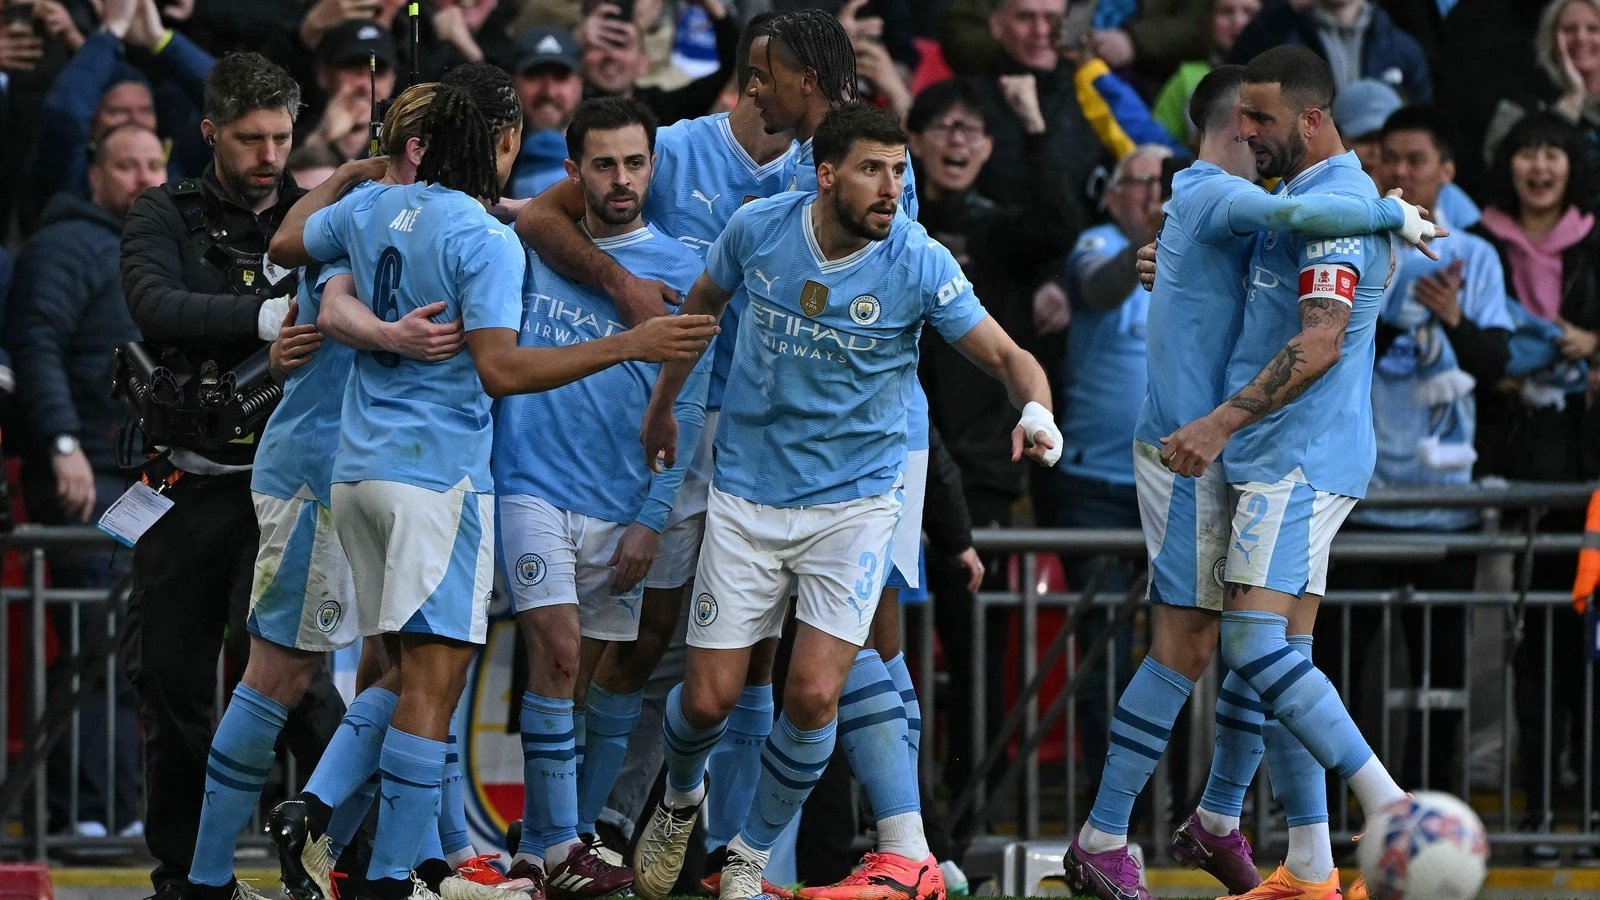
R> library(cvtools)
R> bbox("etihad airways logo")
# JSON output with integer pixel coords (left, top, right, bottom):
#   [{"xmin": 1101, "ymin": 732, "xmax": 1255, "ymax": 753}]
[
  {"xmin": 522, "ymin": 292, "xmax": 626, "ymax": 345},
  {"xmin": 750, "ymin": 299, "xmax": 880, "ymax": 362}
]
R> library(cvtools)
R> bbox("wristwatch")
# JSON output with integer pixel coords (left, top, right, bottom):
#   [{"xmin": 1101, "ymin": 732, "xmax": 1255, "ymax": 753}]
[{"xmin": 52, "ymin": 434, "xmax": 80, "ymax": 456}]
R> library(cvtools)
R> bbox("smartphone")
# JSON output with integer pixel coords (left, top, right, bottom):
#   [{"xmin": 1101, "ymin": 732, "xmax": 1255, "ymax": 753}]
[
  {"xmin": 591, "ymin": 0, "xmax": 634, "ymax": 21},
  {"xmin": 4, "ymin": 0, "xmax": 35, "ymax": 29}
]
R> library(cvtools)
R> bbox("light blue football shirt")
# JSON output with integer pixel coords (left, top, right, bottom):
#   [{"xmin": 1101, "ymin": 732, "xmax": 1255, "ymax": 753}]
[
  {"xmin": 493, "ymin": 224, "xmax": 709, "ymax": 531},
  {"xmin": 790, "ymin": 134, "xmax": 929, "ymax": 449},
  {"xmin": 705, "ymin": 192, "xmax": 986, "ymax": 508},
  {"xmin": 1135, "ymin": 161, "xmax": 1407, "ymax": 452},
  {"xmin": 1062, "ymin": 223, "xmax": 1147, "ymax": 486},
  {"xmin": 1222, "ymin": 152, "xmax": 1393, "ymax": 498},
  {"xmin": 645, "ymin": 112, "xmax": 795, "ymax": 410},
  {"xmin": 252, "ymin": 258, "xmax": 355, "ymax": 505},
  {"xmin": 304, "ymin": 181, "xmax": 526, "ymax": 493}
]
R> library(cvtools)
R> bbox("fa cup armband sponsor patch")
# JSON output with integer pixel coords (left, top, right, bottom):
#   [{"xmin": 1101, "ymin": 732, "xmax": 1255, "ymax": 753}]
[{"xmin": 1299, "ymin": 264, "xmax": 1356, "ymax": 306}]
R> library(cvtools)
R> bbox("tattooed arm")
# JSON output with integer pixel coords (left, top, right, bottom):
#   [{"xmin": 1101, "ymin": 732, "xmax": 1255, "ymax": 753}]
[{"xmin": 1157, "ymin": 290, "xmax": 1352, "ymax": 477}]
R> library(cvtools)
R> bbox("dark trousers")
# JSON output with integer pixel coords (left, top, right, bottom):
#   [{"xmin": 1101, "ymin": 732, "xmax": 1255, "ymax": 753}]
[
  {"xmin": 1320, "ymin": 538, "xmax": 1474, "ymax": 791},
  {"xmin": 120, "ymin": 470, "xmax": 346, "ymax": 890}
]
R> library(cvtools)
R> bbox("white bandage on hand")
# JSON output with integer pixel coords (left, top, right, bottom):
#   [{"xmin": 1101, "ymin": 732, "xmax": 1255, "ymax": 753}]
[
  {"xmin": 1017, "ymin": 400, "xmax": 1063, "ymax": 467},
  {"xmin": 1392, "ymin": 197, "xmax": 1437, "ymax": 245},
  {"xmin": 257, "ymin": 295, "xmax": 293, "ymax": 341}
]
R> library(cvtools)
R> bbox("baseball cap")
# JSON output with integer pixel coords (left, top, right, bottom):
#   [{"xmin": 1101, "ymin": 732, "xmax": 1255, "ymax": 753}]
[
  {"xmin": 318, "ymin": 20, "xmax": 399, "ymax": 72},
  {"xmin": 513, "ymin": 27, "xmax": 580, "ymax": 75},
  {"xmin": 1333, "ymin": 79, "xmax": 1403, "ymax": 141}
]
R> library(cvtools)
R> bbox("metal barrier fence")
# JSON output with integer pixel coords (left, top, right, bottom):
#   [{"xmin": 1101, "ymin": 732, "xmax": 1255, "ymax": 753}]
[
  {"xmin": 1, "ymin": 481, "xmax": 1596, "ymax": 863},
  {"xmin": 910, "ymin": 480, "xmax": 1599, "ymax": 862}
]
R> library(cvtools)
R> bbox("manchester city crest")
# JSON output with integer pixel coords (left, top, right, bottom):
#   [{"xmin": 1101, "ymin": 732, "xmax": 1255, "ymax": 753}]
[
  {"xmin": 849, "ymin": 294, "xmax": 881, "ymax": 326},
  {"xmin": 517, "ymin": 553, "xmax": 546, "ymax": 586},
  {"xmin": 316, "ymin": 601, "xmax": 342, "ymax": 634},
  {"xmin": 694, "ymin": 592, "xmax": 718, "ymax": 626}
]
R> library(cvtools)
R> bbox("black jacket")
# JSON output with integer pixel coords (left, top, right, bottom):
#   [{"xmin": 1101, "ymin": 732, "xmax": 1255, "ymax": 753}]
[
  {"xmin": 972, "ymin": 60, "xmax": 1103, "ymax": 219},
  {"xmin": 120, "ymin": 164, "xmax": 304, "ymax": 463},
  {"xmin": 6, "ymin": 192, "xmax": 141, "ymax": 472},
  {"xmin": 1470, "ymin": 217, "xmax": 1600, "ymax": 482}
]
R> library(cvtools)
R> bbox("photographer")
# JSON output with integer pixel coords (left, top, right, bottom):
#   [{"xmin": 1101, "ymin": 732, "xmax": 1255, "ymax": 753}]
[{"xmin": 118, "ymin": 51, "xmax": 344, "ymax": 900}]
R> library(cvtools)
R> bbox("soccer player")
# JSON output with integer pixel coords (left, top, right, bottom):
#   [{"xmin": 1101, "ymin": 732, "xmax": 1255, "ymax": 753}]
[
  {"xmin": 495, "ymin": 96, "xmax": 706, "ymax": 897},
  {"xmin": 512, "ymin": 17, "xmax": 796, "ymax": 880},
  {"xmin": 265, "ymin": 67, "xmax": 719, "ymax": 900},
  {"xmin": 1059, "ymin": 62, "xmax": 1439, "ymax": 900},
  {"xmin": 183, "ymin": 83, "xmax": 514, "ymax": 900},
  {"xmin": 1156, "ymin": 46, "xmax": 1415, "ymax": 900},
  {"xmin": 630, "ymin": 104, "xmax": 1060, "ymax": 900}
]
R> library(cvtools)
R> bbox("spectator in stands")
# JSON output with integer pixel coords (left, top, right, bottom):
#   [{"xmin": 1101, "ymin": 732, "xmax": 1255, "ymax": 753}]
[
  {"xmin": 1334, "ymin": 77, "xmax": 1401, "ymax": 189},
  {"xmin": 1085, "ymin": 0, "xmax": 1210, "ymax": 88},
  {"xmin": 508, "ymin": 26, "xmax": 584, "ymax": 198},
  {"xmin": 838, "ymin": 0, "xmax": 914, "ymax": 120},
  {"xmin": 286, "ymin": 142, "xmax": 344, "ymax": 190},
  {"xmin": 5, "ymin": 122, "xmax": 168, "ymax": 839},
  {"xmin": 1486, "ymin": 0, "xmax": 1600, "ymax": 188},
  {"xmin": 578, "ymin": 0, "xmax": 739, "ymax": 124},
  {"xmin": 27, "ymin": 0, "xmax": 214, "ymax": 229},
  {"xmin": 1228, "ymin": 0, "xmax": 1433, "ymax": 104},
  {"xmin": 1150, "ymin": 0, "xmax": 1260, "ymax": 147},
  {"xmin": 297, "ymin": 20, "xmax": 397, "ymax": 162},
  {"xmin": 969, "ymin": 0, "xmax": 1103, "ymax": 217},
  {"xmin": 1325, "ymin": 105, "xmax": 1514, "ymax": 793},
  {"xmin": 1472, "ymin": 110, "xmax": 1600, "ymax": 858},
  {"xmin": 907, "ymin": 77, "xmax": 1078, "ymax": 804}
]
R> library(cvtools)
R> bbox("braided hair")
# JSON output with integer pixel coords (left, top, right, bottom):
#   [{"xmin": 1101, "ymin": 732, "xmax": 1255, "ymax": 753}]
[
  {"xmin": 439, "ymin": 62, "xmax": 521, "ymax": 132},
  {"xmin": 417, "ymin": 84, "xmax": 503, "ymax": 203},
  {"xmin": 766, "ymin": 9, "xmax": 857, "ymax": 107}
]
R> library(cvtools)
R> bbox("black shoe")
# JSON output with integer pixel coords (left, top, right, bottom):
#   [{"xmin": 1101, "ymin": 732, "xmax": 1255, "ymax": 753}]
[
  {"xmin": 268, "ymin": 799, "xmax": 334, "ymax": 900},
  {"xmin": 506, "ymin": 818, "xmax": 523, "ymax": 855}
]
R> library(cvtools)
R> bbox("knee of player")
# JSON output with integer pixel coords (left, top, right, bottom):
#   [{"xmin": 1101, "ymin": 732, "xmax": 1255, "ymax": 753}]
[
  {"xmin": 781, "ymin": 675, "xmax": 845, "ymax": 728},
  {"xmin": 1217, "ymin": 616, "xmax": 1256, "ymax": 673}
]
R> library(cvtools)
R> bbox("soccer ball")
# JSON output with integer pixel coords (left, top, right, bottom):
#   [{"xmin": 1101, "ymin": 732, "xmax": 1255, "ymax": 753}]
[{"xmin": 1357, "ymin": 791, "xmax": 1489, "ymax": 900}]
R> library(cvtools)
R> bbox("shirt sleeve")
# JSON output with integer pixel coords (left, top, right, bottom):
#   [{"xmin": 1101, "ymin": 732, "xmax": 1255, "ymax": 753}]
[
  {"xmin": 303, "ymin": 201, "xmax": 351, "ymax": 263},
  {"xmin": 1300, "ymin": 233, "xmax": 1379, "ymax": 283},
  {"xmin": 919, "ymin": 235, "xmax": 987, "ymax": 344},
  {"xmin": 1224, "ymin": 189, "xmax": 1405, "ymax": 239},
  {"xmin": 637, "ymin": 349, "xmax": 712, "ymax": 532},
  {"xmin": 705, "ymin": 202, "xmax": 754, "ymax": 293},
  {"xmin": 457, "ymin": 224, "xmax": 527, "ymax": 332},
  {"xmin": 1459, "ymin": 242, "xmax": 1516, "ymax": 332}
]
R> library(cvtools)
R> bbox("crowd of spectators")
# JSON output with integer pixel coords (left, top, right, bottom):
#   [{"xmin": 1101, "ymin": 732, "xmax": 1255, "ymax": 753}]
[{"xmin": 2, "ymin": 0, "xmax": 1599, "ymax": 859}]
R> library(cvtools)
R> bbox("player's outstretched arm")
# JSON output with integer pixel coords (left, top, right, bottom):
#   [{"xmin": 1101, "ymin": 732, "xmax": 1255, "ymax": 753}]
[
  {"xmin": 1225, "ymin": 187, "xmax": 1446, "ymax": 258},
  {"xmin": 514, "ymin": 179, "xmax": 674, "ymax": 327},
  {"xmin": 1160, "ymin": 278, "xmax": 1353, "ymax": 477},
  {"xmin": 951, "ymin": 316, "xmax": 1062, "ymax": 466},
  {"xmin": 642, "ymin": 271, "xmax": 734, "ymax": 473},
  {"xmin": 468, "ymin": 314, "xmax": 718, "ymax": 398},
  {"xmin": 268, "ymin": 156, "xmax": 389, "ymax": 267},
  {"xmin": 317, "ymin": 276, "xmax": 466, "ymax": 361}
]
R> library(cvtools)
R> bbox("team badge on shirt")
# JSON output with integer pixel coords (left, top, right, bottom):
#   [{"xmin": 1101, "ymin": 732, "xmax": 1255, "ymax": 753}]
[
  {"xmin": 800, "ymin": 280, "xmax": 830, "ymax": 317},
  {"xmin": 849, "ymin": 294, "xmax": 881, "ymax": 326}
]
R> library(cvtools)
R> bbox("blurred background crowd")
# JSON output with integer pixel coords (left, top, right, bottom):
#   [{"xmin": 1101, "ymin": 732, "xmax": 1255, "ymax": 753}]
[{"xmin": 2, "ymin": 0, "xmax": 1599, "ymax": 866}]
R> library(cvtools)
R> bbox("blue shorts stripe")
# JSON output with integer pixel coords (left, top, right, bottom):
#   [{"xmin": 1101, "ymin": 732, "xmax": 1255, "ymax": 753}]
[{"xmin": 404, "ymin": 489, "xmax": 485, "ymax": 640}]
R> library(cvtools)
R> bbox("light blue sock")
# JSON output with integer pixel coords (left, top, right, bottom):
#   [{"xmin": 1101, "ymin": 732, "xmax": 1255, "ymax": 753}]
[
  {"xmin": 1265, "ymin": 635, "xmax": 1330, "ymax": 826},
  {"xmin": 305, "ymin": 686, "xmax": 398, "ymax": 808},
  {"xmin": 520, "ymin": 692, "xmax": 579, "ymax": 856},
  {"xmin": 326, "ymin": 774, "xmax": 379, "ymax": 860},
  {"xmin": 1220, "ymin": 611, "xmax": 1373, "ymax": 779},
  {"xmin": 189, "ymin": 683, "xmax": 288, "ymax": 886},
  {"xmin": 577, "ymin": 683, "xmax": 641, "ymax": 835},
  {"xmin": 1200, "ymin": 671, "xmax": 1265, "ymax": 818},
  {"xmin": 663, "ymin": 682, "xmax": 725, "ymax": 797},
  {"xmin": 440, "ymin": 730, "xmax": 472, "ymax": 855},
  {"xmin": 839, "ymin": 651, "xmax": 918, "ymax": 821},
  {"xmin": 883, "ymin": 653, "xmax": 921, "ymax": 775},
  {"xmin": 417, "ymin": 818, "xmax": 444, "ymax": 865},
  {"xmin": 1086, "ymin": 657, "xmax": 1194, "ymax": 835},
  {"xmin": 574, "ymin": 706, "xmax": 588, "ymax": 776},
  {"xmin": 367, "ymin": 728, "xmax": 446, "ymax": 882},
  {"xmin": 705, "ymin": 684, "xmax": 772, "ymax": 851},
  {"xmin": 742, "ymin": 714, "xmax": 835, "ymax": 852}
]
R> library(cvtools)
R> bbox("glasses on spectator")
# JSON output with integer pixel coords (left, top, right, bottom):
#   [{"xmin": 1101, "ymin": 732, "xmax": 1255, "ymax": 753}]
[{"xmin": 926, "ymin": 119, "xmax": 986, "ymax": 142}]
